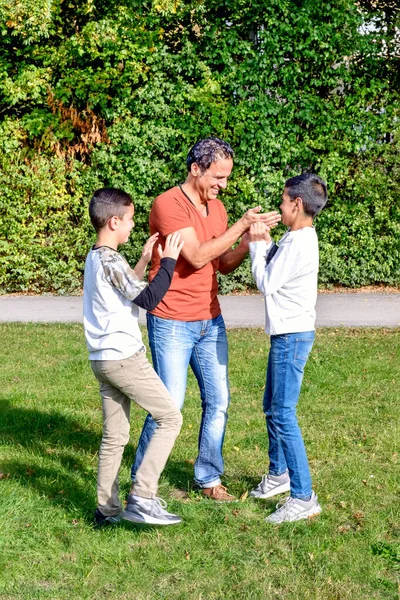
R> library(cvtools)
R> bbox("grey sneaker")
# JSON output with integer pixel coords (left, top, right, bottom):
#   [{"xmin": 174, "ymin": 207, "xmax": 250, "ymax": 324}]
[
  {"xmin": 250, "ymin": 472, "xmax": 291, "ymax": 499},
  {"xmin": 265, "ymin": 491, "xmax": 322, "ymax": 524},
  {"xmin": 122, "ymin": 495, "xmax": 182, "ymax": 526}
]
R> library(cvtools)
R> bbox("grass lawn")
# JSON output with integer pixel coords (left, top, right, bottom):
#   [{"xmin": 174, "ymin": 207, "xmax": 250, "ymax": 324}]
[{"xmin": 0, "ymin": 324, "xmax": 399, "ymax": 600}]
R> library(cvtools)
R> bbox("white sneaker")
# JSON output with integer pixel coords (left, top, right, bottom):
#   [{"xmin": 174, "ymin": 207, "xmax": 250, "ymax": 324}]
[
  {"xmin": 122, "ymin": 495, "xmax": 182, "ymax": 526},
  {"xmin": 249, "ymin": 472, "xmax": 291, "ymax": 499},
  {"xmin": 266, "ymin": 491, "xmax": 322, "ymax": 524}
]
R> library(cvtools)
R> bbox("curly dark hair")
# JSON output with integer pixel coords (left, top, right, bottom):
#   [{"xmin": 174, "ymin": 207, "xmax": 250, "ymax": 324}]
[{"xmin": 186, "ymin": 137, "xmax": 234, "ymax": 173}]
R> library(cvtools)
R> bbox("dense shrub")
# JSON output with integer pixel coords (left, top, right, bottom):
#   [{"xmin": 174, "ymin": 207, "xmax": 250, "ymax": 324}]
[{"xmin": 0, "ymin": 0, "xmax": 399, "ymax": 293}]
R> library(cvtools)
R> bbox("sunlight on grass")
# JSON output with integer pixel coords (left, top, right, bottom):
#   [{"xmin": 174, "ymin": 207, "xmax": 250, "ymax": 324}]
[{"xmin": 0, "ymin": 324, "xmax": 399, "ymax": 599}]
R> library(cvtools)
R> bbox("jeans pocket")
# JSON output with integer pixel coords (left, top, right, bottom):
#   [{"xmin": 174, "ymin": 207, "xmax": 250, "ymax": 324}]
[{"xmin": 294, "ymin": 337, "xmax": 314, "ymax": 369}]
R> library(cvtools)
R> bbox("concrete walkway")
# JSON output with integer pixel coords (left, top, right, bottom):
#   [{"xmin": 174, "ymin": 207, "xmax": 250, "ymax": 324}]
[{"xmin": 0, "ymin": 293, "xmax": 399, "ymax": 328}]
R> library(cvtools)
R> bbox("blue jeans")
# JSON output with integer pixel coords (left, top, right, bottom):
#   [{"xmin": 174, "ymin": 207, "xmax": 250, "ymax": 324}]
[
  {"xmin": 264, "ymin": 331, "xmax": 315, "ymax": 499},
  {"xmin": 131, "ymin": 313, "xmax": 230, "ymax": 488}
]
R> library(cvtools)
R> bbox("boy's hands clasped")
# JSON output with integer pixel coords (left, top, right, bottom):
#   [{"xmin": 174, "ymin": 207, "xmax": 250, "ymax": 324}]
[{"xmin": 249, "ymin": 222, "xmax": 271, "ymax": 243}]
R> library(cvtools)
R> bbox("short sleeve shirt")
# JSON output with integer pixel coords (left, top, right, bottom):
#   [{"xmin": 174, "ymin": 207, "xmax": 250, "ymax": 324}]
[{"xmin": 148, "ymin": 186, "xmax": 229, "ymax": 321}]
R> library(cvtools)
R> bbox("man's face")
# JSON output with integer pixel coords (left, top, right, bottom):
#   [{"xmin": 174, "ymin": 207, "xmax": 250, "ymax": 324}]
[
  {"xmin": 115, "ymin": 203, "xmax": 135, "ymax": 244},
  {"xmin": 280, "ymin": 188, "xmax": 297, "ymax": 227},
  {"xmin": 195, "ymin": 158, "xmax": 233, "ymax": 202}
]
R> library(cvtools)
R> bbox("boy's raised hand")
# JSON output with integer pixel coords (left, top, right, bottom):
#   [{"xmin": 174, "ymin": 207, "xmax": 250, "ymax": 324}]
[
  {"xmin": 141, "ymin": 233, "xmax": 160, "ymax": 263},
  {"xmin": 158, "ymin": 232, "xmax": 184, "ymax": 260},
  {"xmin": 249, "ymin": 222, "xmax": 271, "ymax": 243}
]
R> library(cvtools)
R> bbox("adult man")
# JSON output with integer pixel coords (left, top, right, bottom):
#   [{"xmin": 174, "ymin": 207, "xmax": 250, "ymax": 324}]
[{"xmin": 131, "ymin": 137, "xmax": 281, "ymax": 501}]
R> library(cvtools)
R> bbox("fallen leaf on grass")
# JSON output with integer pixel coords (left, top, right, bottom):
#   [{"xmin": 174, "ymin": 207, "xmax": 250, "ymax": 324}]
[
  {"xmin": 338, "ymin": 524, "xmax": 352, "ymax": 533},
  {"xmin": 353, "ymin": 512, "xmax": 364, "ymax": 524},
  {"xmin": 240, "ymin": 490, "xmax": 248, "ymax": 502}
]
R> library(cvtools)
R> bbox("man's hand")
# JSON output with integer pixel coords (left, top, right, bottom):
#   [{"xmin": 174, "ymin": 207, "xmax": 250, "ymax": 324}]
[
  {"xmin": 249, "ymin": 222, "xmax": 271, "ymax": 243},
  {"xmin": 241, "ymin": 206, "xmax": 281, "ymax": 231},
  {"xmin": 141, "ymin": 233, "xmax": 159, "ymax": 263},
  {"xmin": 158, "ymin": 232, "xmax": 184, "ymax": 260}
]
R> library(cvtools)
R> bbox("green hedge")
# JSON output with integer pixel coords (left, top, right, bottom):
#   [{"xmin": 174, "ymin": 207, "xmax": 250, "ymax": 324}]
[{"xmin": 0, "ymin": 1, "xmax": 399, "ymax": 293}]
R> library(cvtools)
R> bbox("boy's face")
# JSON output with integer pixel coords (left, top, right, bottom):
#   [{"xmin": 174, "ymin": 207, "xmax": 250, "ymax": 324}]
[
  {"xmin": 280, "ymin": 188, "xmax": 298, "ymax": 227},
  {"xmin": 115, "ymin": 204, "xmax": 135, "ymax": 244}
]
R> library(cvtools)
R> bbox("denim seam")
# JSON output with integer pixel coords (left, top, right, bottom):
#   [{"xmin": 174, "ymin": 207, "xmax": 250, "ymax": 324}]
[{"xmin": 192, "ymin": 344, "xmax": 207, "ymax": 470}]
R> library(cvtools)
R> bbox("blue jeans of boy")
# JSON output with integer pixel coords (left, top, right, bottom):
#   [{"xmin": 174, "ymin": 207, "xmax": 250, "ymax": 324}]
[
  {"xmin": 264, "ymin": 331, "xmax": 315, "ymax": 499},
  {"xmin": 131, "ymin": 313, "xmax": 230, "ymax": 488}
]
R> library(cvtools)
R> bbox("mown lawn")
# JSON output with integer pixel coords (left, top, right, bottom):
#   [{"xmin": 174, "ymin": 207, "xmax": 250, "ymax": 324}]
[{"xmin": 0, "ymin": 324, "xmax": 399, "ymax": 600}]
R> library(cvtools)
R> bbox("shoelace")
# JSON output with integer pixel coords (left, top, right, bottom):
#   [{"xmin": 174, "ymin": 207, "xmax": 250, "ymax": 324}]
[
  {"xmin": 259, "ymin": 474, "xmax": 282, "ymax": 492},
  {"xmin": 260, "ymin": 474, "xmax": 273, "ymax": 491},
  {"xmin": 150, "ymin": 497, "xmax": 168, "ymax": 515},
  {"xmin": 274, "ymin": 496, "xmax": 294, "ymax": 513}
]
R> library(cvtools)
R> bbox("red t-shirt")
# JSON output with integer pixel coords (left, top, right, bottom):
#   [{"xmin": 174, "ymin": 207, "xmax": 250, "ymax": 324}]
[{"xmin": 148, "ymin": 186, "xmax": 228, "ymax": 321}]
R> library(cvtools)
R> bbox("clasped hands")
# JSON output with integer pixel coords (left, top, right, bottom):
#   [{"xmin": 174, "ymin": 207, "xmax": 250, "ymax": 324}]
[{"xmin": 242, "ymin": 206, "xmax": 280, "ymax": 245}]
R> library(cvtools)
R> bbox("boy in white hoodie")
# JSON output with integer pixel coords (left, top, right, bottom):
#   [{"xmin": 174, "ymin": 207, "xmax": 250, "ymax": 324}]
[{"xmin": 248, "ymin": 174, "xmax": 328, "ymax": 524}]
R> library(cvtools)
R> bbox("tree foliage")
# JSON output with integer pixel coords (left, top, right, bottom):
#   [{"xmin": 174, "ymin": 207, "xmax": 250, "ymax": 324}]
[{"xmin": 0, "ymin": 0, "xmax": 399, "ymax": 293}]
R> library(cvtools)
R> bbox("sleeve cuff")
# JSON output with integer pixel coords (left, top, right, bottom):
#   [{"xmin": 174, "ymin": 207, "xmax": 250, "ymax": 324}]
[{"xmin": 249, "ymin": 240, "xmax": 269, "ymax": 259}]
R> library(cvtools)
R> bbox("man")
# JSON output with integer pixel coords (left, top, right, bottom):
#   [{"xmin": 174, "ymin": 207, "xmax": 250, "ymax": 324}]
[{"xmin": 131, "ymin": 137, "xmax": 281, "ymax": 501}]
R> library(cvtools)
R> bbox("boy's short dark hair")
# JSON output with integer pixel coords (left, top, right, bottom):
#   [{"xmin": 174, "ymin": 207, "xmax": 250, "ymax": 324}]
[
  {"xmin": 186, "ymin": 137, "xmax": 234, "ymax": 173},
  {"xmin": 89, "ymin": 188, "xmax": 132, "ymax": 232},
  {"xmin": 285, "ymin": 174, "xmax": 328, "ymax": 218}
]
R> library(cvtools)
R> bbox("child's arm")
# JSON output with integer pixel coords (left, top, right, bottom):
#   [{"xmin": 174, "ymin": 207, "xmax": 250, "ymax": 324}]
[
  {"xmin": 133, "ymin": 232, "xmax": 184, "ymax": 311},
  {"xmin": 133, "ymin": 233, "xmax": 159, "ymax": 281},
  {"xmin": 101, "ymin": 233, "xmax": 183, "ymax": 309}
]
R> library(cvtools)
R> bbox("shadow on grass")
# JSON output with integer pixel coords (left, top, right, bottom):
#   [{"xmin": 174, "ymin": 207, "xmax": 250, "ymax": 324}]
[
  {"xmin": 0, "ymin": 398, "xmax": 100, "ymax": 453},
  {"xmin": 1, "ymin": 399, "xmax": 260, "ymax": 521},
  {"xmin": 0, "ymin": 398, "xmax": 101, "ymax": 516},
  {"xmin": 1, "ymin": 399, "xmax": 199, "ymax": 521}
]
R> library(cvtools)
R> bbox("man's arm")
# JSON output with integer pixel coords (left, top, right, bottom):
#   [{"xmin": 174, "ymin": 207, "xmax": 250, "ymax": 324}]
[
  {"xmin": 218, "ymin": 234, "xmax": 249, "ymax": 275},
  {"xmin": 176, "ymin": 208, "xmax": 280, "ymax": 270}
]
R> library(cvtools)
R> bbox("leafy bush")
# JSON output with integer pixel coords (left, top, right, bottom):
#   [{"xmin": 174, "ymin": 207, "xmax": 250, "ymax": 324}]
[{"xmin": 0, "ymin": 0, "xmax": 399, "ymax": 293}]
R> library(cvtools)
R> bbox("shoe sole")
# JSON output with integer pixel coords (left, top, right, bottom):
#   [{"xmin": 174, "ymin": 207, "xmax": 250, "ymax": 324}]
[
  {"xmin": 266, "ymin": 505, "xmax": 322, "ymax": 524},
  {"xmin": 250, "ymin": 481, "xmax": 291, "ymax": 499},
  {"xmin": 122, "ymin": 510, "xmax": 182, "ymax": 526},
  {"xmin": 200, "ymin": 494, "xmax": 238, "ymax": 503}
]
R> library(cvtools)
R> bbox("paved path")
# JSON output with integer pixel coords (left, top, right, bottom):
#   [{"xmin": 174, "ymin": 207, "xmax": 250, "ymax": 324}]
[{"xmin": 0, "ymin": 293, "xmax": 399, "ymax": 328}]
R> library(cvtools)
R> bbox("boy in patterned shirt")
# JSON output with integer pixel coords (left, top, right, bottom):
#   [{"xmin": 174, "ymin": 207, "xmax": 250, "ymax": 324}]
[{"xmin": 83, "ymin": 188, "xmax": 184, "ymax": 526}]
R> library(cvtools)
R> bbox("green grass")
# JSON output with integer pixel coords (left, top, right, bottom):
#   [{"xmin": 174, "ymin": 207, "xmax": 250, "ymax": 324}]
[{"xmin": 0, "ymin": 324, "xmax": 399, "ymax": 600}]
